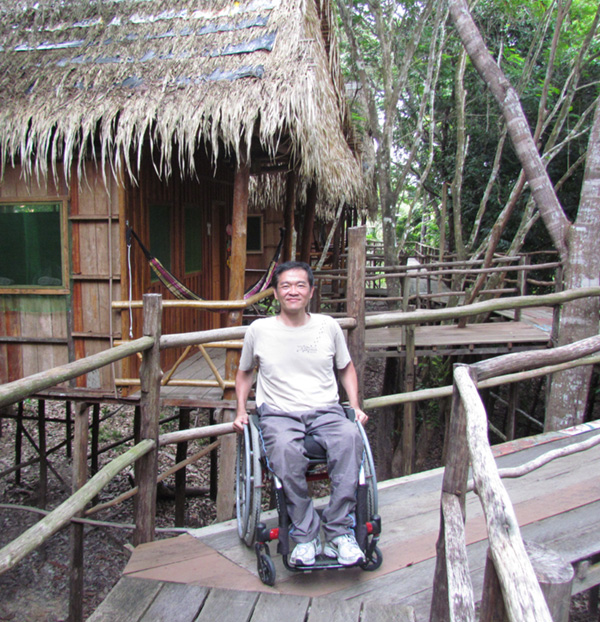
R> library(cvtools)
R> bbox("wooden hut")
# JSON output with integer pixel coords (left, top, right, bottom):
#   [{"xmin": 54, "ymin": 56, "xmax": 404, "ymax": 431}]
[{"xmin": 0, "ymin": 0, "xmax": 365, "ymax": 397}]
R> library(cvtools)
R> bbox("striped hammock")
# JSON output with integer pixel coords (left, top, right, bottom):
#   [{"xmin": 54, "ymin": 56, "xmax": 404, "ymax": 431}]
[{"xmin": 126, "ymin": 225, "xmax": 284, "ymax": 302}]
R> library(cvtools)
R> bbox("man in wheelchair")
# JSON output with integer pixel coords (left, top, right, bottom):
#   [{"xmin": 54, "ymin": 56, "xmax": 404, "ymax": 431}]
[{"xmin": 234, "ymin": 260, "xmax": 369, "ymax": 567}]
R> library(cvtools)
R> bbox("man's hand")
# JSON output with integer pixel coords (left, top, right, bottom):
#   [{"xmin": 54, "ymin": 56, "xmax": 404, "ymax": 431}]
[
  {"xmin": 233, "ymin": 410, "xmax": 249, "ymax": 433},
  {"xmin": 354, "ymin": 407, "xmax": 368, "ymax": 425}
]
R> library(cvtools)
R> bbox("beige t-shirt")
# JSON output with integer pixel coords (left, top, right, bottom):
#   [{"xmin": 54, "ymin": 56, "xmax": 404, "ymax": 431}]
[{"xmin": 239, "ymin": 314, "xmax": 351, "ymax": 412}]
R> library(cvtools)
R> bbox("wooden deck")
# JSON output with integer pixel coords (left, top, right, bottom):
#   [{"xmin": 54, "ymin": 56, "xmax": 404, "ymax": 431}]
[
  {"xmin": 366, "ymin": 307, "xmax": 553, "ymax": 356},
  {"xmin": 93, "ymin": 420, "xmax": 600, "ymax": 621}
]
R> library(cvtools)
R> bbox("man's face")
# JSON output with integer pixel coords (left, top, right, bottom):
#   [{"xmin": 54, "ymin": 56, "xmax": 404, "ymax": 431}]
[{"xmin": 274, "ymin": 268, "xmax": 314, "ymax": 314}]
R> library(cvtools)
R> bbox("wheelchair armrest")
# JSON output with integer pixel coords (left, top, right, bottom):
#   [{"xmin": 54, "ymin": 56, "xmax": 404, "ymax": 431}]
[{"xmin": 343, "ymin": 405, "xmax": 356, "ymax": 422}]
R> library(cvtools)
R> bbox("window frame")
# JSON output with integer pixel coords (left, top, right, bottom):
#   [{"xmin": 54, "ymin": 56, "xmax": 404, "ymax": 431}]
[
  {"xmin": 246, "ymin": 214, "xmax": 263, "ymax": 255},
  {"xmin": 0, "ymin": 198, "xmax": 70, "ymax": 295},
  {"xmin": 148, "ymin": 203, "xmax": 173, "ymax": 283}
]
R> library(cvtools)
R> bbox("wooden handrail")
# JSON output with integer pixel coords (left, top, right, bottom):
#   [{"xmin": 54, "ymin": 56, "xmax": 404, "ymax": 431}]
[
  {"xmin": 455, "ymin": 365, "xmax": 553, "ymax": 621},
  {"xmin": 365, "ymin": 286, "xmax": 600, "ymax": 328},
  {"xmin": 111, "ymin": 287, "xmax": 274, "ymax": 310},
  {"xmin": 0, "ymin": 439, "xmax": 155, "ymax": 574},
  {"xmin": 0, "ymin": 336, "xmax": 154, "ymax": 409}
]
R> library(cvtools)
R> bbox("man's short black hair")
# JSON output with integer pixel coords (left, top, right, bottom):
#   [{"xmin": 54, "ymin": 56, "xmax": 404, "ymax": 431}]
[{"xmin": 272, "ymin": 261, "xmax": 314, "ymax": 289}]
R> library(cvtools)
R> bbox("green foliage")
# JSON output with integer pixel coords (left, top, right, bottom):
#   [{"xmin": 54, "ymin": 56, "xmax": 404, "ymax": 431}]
[{"xmin": 336, "ymin": 0, "xmax": 600, "ymax": 258}]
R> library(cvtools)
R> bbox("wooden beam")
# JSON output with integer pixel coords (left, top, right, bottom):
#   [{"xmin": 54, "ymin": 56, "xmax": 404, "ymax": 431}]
[
  {"xmin": 285, "ymin": 171, "xmax": 297, "ymax": 261},
  {"xmin": 346, "ymin": 226, "xmax": 366, "ymax": 402},
  {"xmin": 299, "ymin": 182, "xmax": 317, "ymax": 263},
  {"xmin": 219, "ymin": 160, "xmax": 249, "ymax": 522}
]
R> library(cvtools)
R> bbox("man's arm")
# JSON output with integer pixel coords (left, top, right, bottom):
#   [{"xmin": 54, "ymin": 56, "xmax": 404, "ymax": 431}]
[
  {"xmin": 233, "ymin": 367, "xmax": 254, "ymax": 433},
  {"xmin": 338, "ymin": 361, "xmax": 368, "ymax": 425}
]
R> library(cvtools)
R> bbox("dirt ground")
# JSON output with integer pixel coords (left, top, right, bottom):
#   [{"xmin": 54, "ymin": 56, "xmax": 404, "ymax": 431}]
[{"xmin": 0, "ymin": 357, "xmax": 598, "ymax": 620}]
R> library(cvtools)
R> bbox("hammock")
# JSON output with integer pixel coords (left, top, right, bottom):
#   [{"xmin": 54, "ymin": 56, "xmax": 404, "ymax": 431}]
[{"xmin": 126, "ymin": 225, "xmax": 284, "ymax": 302}]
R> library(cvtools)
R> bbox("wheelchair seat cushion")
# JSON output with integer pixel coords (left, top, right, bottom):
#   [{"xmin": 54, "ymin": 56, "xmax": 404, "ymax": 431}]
[{"xmin": 303, "ymin": 435, "xmax": 327, "ymax": 460}]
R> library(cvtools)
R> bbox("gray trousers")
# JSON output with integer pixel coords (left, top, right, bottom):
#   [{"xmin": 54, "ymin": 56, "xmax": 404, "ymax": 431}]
[{"xmin": 257, "ymin": 403, "xmax": 363, "ymax": 543}]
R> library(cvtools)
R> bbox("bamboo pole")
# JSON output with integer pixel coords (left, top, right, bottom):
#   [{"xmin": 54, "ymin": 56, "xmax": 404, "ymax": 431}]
[
  {"xmin": 0, "ymin": 439, "xmax": 154, "ymax": 575},
  {"xmin": 85, "ymin": 439, "xmax": 221, "ymax": 516},
  {"xmin": 364, "ymin": 352, "xmax": 600, "ymax": 410},
  {"xmin": 218, "ymin": 159, "xmax": 250, "ymax": 522},
  {"xmin": 0, "ymin": 337, "xmax": 154, "ymax": 409},
  {"xmin": 430, "ymin": 367, "xmax": 471, "ymax": 622},
  {"xmin": 365, "ymin": 286, "xmax": 600, "ymax": 329},
  {"xmin": 473, "ymin": 333, "xmax": 600, "ymax": 380},
  {"xmin": 110, "ymin": 287, "xmax": 274, "ymax": 310}
]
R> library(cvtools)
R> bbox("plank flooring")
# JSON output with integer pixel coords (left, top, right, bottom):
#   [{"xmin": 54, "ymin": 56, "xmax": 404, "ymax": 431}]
[{"xmin": 102, "ymin": 420, "xmax": 600, "ymax": 621}]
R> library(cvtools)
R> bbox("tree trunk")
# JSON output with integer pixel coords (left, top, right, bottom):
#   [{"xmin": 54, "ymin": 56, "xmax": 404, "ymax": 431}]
[
  {"xmin": 448, "ymin": 0, "xmax": 600, "ymax": 431},
  {"xmin": 545, "ymin": 99, "xmax": 600, "ymax": 429}
]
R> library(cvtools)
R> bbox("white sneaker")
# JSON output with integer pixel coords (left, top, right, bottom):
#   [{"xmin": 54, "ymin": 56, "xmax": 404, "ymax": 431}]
[
  {"xmin": 323, "ymin": 533, "xmax": 365, "ymax": 565},
  {"xmin": 290, "ymin": 535, "xmax": 322, "ymax": 566}
]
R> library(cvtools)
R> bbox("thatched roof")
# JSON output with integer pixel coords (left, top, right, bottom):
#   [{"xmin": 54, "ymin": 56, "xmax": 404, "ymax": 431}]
[{"xmin": 0, "ymin": 0, "xmax": 365, "ymax": 205}]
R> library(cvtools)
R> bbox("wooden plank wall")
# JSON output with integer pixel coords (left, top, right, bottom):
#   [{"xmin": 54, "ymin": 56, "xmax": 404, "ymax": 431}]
[
  {"xmin": 71, "ymin": 162, "xmax": 122, "ymax": 389},
  {"xmin": 0, "ymin": 167, "xmax": 70, "ymax": 383}
]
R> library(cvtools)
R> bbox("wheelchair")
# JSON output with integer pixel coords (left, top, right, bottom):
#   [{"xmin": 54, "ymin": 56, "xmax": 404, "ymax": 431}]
[{"xmin": 235, "ymin": 407, "xmax": 382, "ymax": 586}]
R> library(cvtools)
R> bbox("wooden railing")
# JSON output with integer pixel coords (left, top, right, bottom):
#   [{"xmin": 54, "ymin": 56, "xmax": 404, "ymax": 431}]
[
  {"xmin": 429, "ymin": 334, "xmax": 600, "ymax": 621},
  {"xmin": 314, "ymin": 250, "xmax": 560, "ymax": 314},
  {"xmin": 2, "ymin": 280, "xmax": 599, "ymax": 619},
  {"xmin": 110, "ymin": 288, "xmax": 275, "ymax": 394}
]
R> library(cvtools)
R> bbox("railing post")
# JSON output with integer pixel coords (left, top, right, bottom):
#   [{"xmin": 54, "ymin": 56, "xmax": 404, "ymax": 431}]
[
  {"xmin": 133, "ymin": 293, "xmax": 162, "ymax": 546},
  {"xmin": 480, "ymin": 542, "xmax": 573, "ymax": 622},
  {"xmin": 69, "ymin": 402, "xmax": 90, "ymax": 622},
  {"xmin": 430, "ymin": 363, "xmax": 472, "ymax": 622},
  {"xmin": 347, "ymin": 226, "xmax": 366, "ymax": 402}
]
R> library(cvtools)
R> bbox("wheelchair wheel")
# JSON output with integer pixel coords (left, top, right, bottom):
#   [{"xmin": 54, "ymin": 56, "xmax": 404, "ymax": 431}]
[
  {"xmin": 361, "ymin": 545, "xmax": 383, "ymax": 571},
  {"xmin": 257, "ymin": 547, "xmax": 276, "ymax": 586},
  {"xmin": 235, "ymin": 421, "xmax": 262, "ymax": 546},
  {"xmin": 357, "ymin": 421, "xmax": 378, "ymax": 517}
]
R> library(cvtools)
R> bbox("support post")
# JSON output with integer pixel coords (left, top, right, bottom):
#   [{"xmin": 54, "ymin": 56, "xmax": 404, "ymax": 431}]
[
  {"xmin": 91, "ymin": 404, "xmax": 100, "ymax": 478},
  {"xmin": 38, "ymin": 399, "xmax": 47, "ymax": 510},
  {"xmin": 133, "ymin": 293, "xmax": 162, "ymax": 546},
  {"xmin": 299, "ymin": 182, "xmax": 317, "ymax": 264},
  {"xmin": 69, "ymin": 402, "xmax": 90, "ymax": 622},
  {"xmin": 346, "ymin": 226, "xmax": 366, "ymax": 402},
  {"xmin": 284, "ymin": 171, "xmax": 297, "ymax": 262},
  {"xmin": 480, "ymin": 542, "xmax": 574, "ymax": 622},
  {"xmin": 430, "ymin": 364, "xmax": 472, "ymax": 622},
  {"xmin": 402, "ymin": 326, "xmax": 416, "ymax": 475},
  {"xmin": 15, "ymin": 401, "xmax": 24, "ymax": 485},
  {"xmin": 506, "ymin": 383, "xmax": 519, "ymax": 441},
  {"xmin": 218, "ymin": 160, "xmax": 249, "ymax": 522},
  {"xmin": 175, "ymin": 407, "xmax": 190, "ymax": 527},
  {"xmin": 66, "ymin": 401, "xmax": 72, "ymax": 459}
]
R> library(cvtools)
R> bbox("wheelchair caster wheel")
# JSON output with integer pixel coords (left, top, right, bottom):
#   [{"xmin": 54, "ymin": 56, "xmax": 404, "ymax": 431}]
[
  {"xmin": 257, "ymin": 550, "xmax": 276, "ymax": 586},
  {"xmin": 361, "ymin": 545, "xmax": 383, "ymax": 571}
]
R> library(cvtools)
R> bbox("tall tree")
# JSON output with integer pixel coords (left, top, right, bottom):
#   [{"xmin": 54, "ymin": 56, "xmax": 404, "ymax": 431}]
[{"xmin": 448, "ymin": 0, "xmax": 600, "ymax": 429}]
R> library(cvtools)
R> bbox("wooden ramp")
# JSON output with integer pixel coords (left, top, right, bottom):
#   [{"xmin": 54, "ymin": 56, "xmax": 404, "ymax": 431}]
[{"xmin": 93, "ymin": 420, "xmax": 600, "ymax": 621}]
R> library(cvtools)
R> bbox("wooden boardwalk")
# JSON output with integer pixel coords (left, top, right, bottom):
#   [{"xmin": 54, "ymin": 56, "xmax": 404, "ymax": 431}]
[
  {"xmin": 366, "ymin": 307, "xmax": 553, "ymax": 356},
  {"xmin": 93, "ymin": 420, "xmax": 600, "ymax": 621}
]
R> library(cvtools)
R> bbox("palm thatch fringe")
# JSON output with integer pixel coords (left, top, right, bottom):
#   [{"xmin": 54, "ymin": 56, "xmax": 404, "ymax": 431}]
[{"xmin": 0, "ymin": 0, "xmax": 367, "ymax": 207}]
